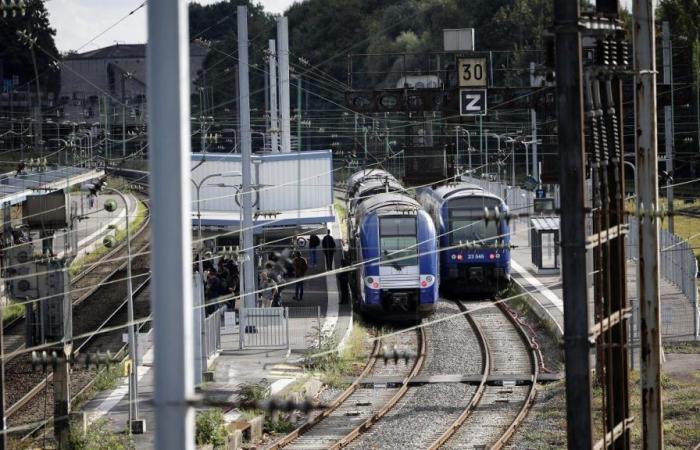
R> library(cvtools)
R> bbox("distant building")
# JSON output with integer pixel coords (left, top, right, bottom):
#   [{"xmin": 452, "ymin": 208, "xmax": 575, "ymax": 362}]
[{"xmin": 58, "ymin": 43, "xmax": 208, "ymax": 126}]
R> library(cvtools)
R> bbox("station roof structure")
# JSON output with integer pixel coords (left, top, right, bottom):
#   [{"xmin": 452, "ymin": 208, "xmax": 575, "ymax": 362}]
[
  {"xmin": 190, "ymin": 150, "xmax": 335, "ymax": 233},
  {"xmin": 0, "ymin": 166, "xmax": 105, "ymax": 206}
]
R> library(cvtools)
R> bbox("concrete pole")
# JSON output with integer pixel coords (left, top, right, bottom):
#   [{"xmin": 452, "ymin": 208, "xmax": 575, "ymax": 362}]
[
  {"xmin": 147, "ymin": 0, "xmax": 195, "ymax": 448},
  {"xmin": 633, "ymin": 0, "xmax": 665, "ymax": 447},
  {"xmin": 665, "ymin": 106, "xmax": 674, "ymax": 233},
  {"xmin": 455, "ymin": 126, "xmax": 460, "ymax": 167},
  {"xmin": 553, "ymin": 1, "xmax": 593, "ymax": 448},
  {"xmin": 277, "ymin": 17, "xmax": 292, "ymax": 153},
  {"xmin": 531, "ymin": 109, "xmax": 538, "ymax": 181},
  {"xmin": 239, "ymin": 6, "xmax": 256, "ymax": 311},
  {"xmin": 269, "ymin": 39, "xmax": 279, "ymax": 153}
]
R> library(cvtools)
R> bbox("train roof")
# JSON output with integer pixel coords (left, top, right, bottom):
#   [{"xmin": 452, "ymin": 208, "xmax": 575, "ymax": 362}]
[
  {"xmin": 355, "ymin": 192, "xmax": 421, "ymax": 216},
  {"xmin": 427, "ymin": 183, "xmax": 503, "ymax": 202},
  {"xmin": 355, "ymin": 178, "xmax": 405, "ymax": 197},
  {"xmin": 347, "ymin": 169, "xmax": 396, "ymax": 190}
]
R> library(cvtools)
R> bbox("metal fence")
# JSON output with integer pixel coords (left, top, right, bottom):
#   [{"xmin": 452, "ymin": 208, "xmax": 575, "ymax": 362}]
[
  {"xmin": 240, "ymin": 307, "xmax": 289, "ymax": 348},
  {"xmin": 236, "ymin": 305, "xmax": 323, "ymax": 351},
  {"xmin": 627, "ymin": 218, "xmax": 699, "ymax": 341},
  {"xmin": 203, "ymin": 307, "xmax": 225, "ymax": 358}
]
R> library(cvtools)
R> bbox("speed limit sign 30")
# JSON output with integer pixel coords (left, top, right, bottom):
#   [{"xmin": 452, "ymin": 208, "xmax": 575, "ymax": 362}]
[{"xmin": 458, "ymin": 57, "xmax": 487, "ymax": 88}]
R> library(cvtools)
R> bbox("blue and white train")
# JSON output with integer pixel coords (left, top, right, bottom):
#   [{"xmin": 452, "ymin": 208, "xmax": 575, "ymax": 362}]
[
  {"xmin": 346, "ymin": 172, "xmax": 439, "ymax": 321},
  {"xmin": 417, "ymin": 183, "xmax": 511, "ymax": 295}
]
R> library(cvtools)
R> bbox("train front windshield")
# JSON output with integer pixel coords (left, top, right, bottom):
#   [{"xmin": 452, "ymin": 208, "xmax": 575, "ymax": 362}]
[
  {"xmin": 379, "ymin": 216, "xmax": 418, "ymax": 267},
  {"xmin": 448, "ymin": 197, "xmax": 501, "ymax": 245}
]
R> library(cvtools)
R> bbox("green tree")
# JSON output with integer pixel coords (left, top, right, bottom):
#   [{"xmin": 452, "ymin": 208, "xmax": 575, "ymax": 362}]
[{"xmin": 0, "ymin": 0, "xmax": 60, "ymax": 95}]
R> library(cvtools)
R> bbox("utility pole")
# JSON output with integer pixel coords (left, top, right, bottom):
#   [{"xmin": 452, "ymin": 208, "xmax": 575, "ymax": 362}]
[
  {"xmin": 554, "ymin": 1, "xmax": 593, "ymax": 449},
  {"xmin": 665, "ymin": 106, "xmax": 674, "ymax": 233},
  {"xmin": 662, "ymin": 22, "xmax": 674, "ymax": 234},
  {"xmin": 531, "ymin": 109, "xmax": 538, "ymax": 181},
  {"xmin": 277, "ymin": 17, "xmax": 291, "ymax": 153},
  {"xmin": 269, "ymin": 39, "xmax": 279, "ymax": 153},
  {"xmin": 0, "ymin": 304, "xmax": 6, "ymax": 450},
  {"xmin": 633, "ymin": 0, "xmax": 665, "ymax": 447},
  {"xmin": 147, "ymin": 0, "xmax": 195, "ymax": 448},
  {"xmin": 297, "ymin": 75, "xmax": 302, "ymax": 151},
  {"xmin": 238, "ymin": 6, "xmax": 256, "ymax": 314}
]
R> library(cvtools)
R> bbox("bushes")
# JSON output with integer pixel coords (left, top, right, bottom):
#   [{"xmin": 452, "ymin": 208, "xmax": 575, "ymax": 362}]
[
  {"xmin": 195, "ymin": 409, "xmax": 228, "ymax": 449},
  {"xmin": 69, "ymin": 420, "xmax": 133, "ymax": 450}
]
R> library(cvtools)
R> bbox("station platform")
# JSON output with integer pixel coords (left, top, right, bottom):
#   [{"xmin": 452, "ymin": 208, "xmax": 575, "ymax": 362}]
[
  {"xmin": 509, "ymin": 219, "xmax": 698, "ymax": 343},
  {"xmin": 0, "ymin": 166, "xmax": 104, "ymax": 206},
  {"xmin": 52, "ymin": 192, "xmax": 138, "ymax": 258},
  {"xmin": 76, "ymin": 219, "xmax": 352, "ymax": 448}
]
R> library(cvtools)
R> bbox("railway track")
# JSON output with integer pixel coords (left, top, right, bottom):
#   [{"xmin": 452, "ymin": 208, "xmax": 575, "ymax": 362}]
[
  {"xmin": 1, "ymin": 187, "xmax": 152, "ymax": 441},
  {"xmin": 436, "ymin": 299, "xmax": 538, "ymax": 449},
  {"xmin": 12, "ymin": 278, "xmax": 152, "ymax": 442},
  {"xmin": 330, "ymin": 298, "xmax": 538, "ymax": 450},
  {"xmin": 267, "ymin": 328, "xmax": 425, "ymax": 449}
]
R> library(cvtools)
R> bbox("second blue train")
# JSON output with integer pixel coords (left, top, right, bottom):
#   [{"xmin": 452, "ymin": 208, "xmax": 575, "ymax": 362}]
[{"xmin": 417, "ymin": 182, "xmax": 511, "ymax": 295}]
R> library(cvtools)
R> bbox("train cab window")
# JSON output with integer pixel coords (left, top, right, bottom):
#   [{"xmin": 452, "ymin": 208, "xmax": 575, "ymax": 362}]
[
  {"xmin": 448, "ymin": 198, "xmax": 501, "ymax": 245},
  {"xmin": 379, "ymin": 217, "xmax": 418, "ymax": 267}
]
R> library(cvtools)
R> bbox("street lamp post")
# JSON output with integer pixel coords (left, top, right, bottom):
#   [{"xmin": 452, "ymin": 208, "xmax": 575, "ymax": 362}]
[
  {"xmin": 190, "ymin": 172, "xmax": 241, "ymax": 377},
  {"xmin": 102, "ymin": 187, "xmax": 143, "ymax": 434}
]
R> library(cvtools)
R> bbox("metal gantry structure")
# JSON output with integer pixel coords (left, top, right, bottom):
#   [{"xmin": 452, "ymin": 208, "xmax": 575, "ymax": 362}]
[{"xmin": 556, "ymin": 0, "xmax": 665, "ymax": 449}]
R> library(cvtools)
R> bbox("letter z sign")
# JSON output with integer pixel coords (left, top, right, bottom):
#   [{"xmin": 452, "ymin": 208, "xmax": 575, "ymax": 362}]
[{"xmin": 459, "ymin": 89, "xmax": 487, "ymax": 116}]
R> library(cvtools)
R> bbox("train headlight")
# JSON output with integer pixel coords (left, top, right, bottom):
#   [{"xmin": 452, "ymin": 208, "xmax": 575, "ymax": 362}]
[
  {"xmin": 489, "ymin": 253, "xmax": 496, "ymax": 260},
  {"xmin": 365, "ymin": 276, "xmax": 381, "ymax": 289},
  {"xmin": 420, "ymin": 274, "xmax": 435, "ymax": 288}
]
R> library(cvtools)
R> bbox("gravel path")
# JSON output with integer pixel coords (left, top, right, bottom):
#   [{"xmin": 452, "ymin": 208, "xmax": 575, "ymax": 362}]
[{"xmin": 347, "ymin": 300, "xmax": 483, "ymax": 450}]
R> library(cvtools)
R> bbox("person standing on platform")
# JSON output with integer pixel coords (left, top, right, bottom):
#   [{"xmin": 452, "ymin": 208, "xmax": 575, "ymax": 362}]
[
  {"xmin": 321, "ymin": 229, "xmax": 336, "ymax": 270},
  {"xmin": 258, "ymin": 271, "xmax": 278, "ymax": 308},
  {"xmin": 309, "ymin": 232, "xmax": 320, "ymax": 268},
  {"xmin": 292, "ymin": 252, "xmax": 308, "ymax": 302}
]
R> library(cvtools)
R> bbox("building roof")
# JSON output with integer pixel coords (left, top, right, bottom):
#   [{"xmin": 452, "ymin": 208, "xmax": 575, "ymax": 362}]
[{"xmin": 66, "ymin": 43, "xmax": 208, "ymax": 60}]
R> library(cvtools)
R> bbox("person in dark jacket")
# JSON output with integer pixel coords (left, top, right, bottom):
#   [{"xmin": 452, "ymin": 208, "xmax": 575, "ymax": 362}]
[
  {"xmin": 321, "ymin": 230, "xmax": 336, "ymax": 270},
  {"xmin": 292, "ymin": 252, "xmax": 308, "ymax": 302},
  {"xmin": 337, "ymin": 254, "xmax": 351, "ymax": 304},
  {"xmin": 308, "ymin": 233, "xmax": 320, "ymax": 267}
]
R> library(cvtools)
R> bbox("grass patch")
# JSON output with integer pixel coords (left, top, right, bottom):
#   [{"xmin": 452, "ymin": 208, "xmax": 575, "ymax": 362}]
[
  {"xmin": 2, "ymin": 301, "xmax": 24, "ymax": 325},
  {"xmin": 69, "ymin": 419, "xmax": 133, "ymax": 450},
  {"xmin": 304, "ymin": 324, "xmax": 369, "ymax": 389},
  {"xmin": 72, "ymin": 362, "xmax": 125, "ymax": 411},
  {"xmin": 664, "ymin": 341, "xmax": 700, "ymax": 354},
  {"xmin": 514, "ymin": 367, "xmax": 700, "ymax": 448}
]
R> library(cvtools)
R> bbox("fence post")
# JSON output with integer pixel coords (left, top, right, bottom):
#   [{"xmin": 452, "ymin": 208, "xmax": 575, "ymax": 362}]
[
  {"xmin": 316, "ymin": 306, "xmax": 322, "ymax": 348},
  {"xmin": 239, "ymin": 308, "xmax": 245, "ymax": 350},
  {"xmin": 286, "ymin": 307, "xmax": 290, "ymax": 352}
]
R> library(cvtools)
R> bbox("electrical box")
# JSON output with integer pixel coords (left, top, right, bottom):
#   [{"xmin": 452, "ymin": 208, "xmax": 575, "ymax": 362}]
[
  {"xmin": 443, "ymin": 29, "xmax": 475, "ymax": 52},
  {"xmin": 23, "ymin": 190, "xmax": 70, "ymax": 229},
  {"xmin": 5, "ymin": 242, "xmax": 39, "ymax": 299}
]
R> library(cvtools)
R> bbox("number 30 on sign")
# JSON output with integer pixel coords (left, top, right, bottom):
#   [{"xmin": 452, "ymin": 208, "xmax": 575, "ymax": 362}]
[{"xmin": 458, "ymin": 57, "xmax": 487, "ymax": 87}]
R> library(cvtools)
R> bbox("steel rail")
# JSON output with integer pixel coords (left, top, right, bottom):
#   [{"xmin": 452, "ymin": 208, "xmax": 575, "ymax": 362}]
[
  {"xmin": 18, "ymin": 283, "xmax": 152, "ymax": 443},
  {"xmin": 5, "ymin": 277, "xmax": 151, "ymax": 420},
  {"xmin": 266, "ymin": 339, "xmax": 382, "ymax": 450},
  {"xmin": 490, "ymin": 299, "xmax": 540, "ymax": 449},
  {"xmin": 426, "ymin": 300, "xmax": 491, "ymax": 449},
  {"xmin": 328, "ymin": 327, "xmax": 426, "ymax": 450}
]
